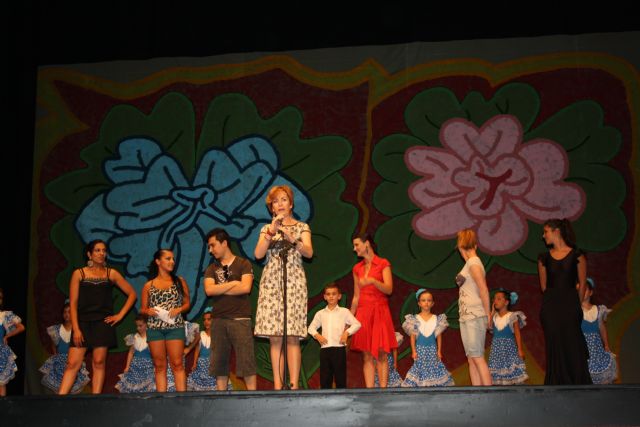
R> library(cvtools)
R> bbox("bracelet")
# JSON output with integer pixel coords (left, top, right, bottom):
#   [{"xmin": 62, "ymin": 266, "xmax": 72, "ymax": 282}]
[
  {"xmin": 264, "ymin": 233, "xmax": 272, "ymax": 241},
  {"xmin": 267, "ymin": 227, "xmax": 276, "ymax": 236}
]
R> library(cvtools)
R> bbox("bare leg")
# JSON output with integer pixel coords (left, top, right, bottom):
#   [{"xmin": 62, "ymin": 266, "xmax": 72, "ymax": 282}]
[
  {"xmin": 90, "ymin": 347, "xmax": 108, "ymax": 394},
  {"xmin": 244, "ymin": 374, "xmax": 257, "ymax": 391},
  {"xmin": 149, "ymin": 340, "xmax": 168, "ymax": 392},
  {"xmin": 362, "ymin": 352, "xmax": 375, "ymax": 388},
  {"xmin": 269, "ymin": 337, "xmax": 284, "ymax": 390},
  {"xmin": 468, "ymin": 356, "xmax": 481, "ymax": 385},
  {"xmin": 166, "ymin": 339, "xmax": 186, "ymax": 392},
  {"xmin": 0, "ymin": 385, "xmax": 6, "ymax": 396},
  {"xmin": 376, "ymin": 350, "xmax": 389, "ymax": 388},
  {"xmin": 287, "ymin": 337, "xmax": 301, "ymax": 389},
  {"xmin": 469, "ymin": 356, "xmax": 492, "ymax": 386},
  {"xmin": 58, "ymin": 346, "xmax": 87, "ymax": 394},
  {"xmin": 216, "ymin": 376, "xmax": 229, "ymax": 391}
]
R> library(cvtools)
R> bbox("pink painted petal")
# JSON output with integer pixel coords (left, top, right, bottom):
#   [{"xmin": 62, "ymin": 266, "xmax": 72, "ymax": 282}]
[
  {"xmin": 519, "ymin": 139, "xmax": 569, "ymax": 180},
  {"xmin": 514, "ymin": 140, "xmax": 586, "ymax": 221},
  {"xmin": 405, "ymin": 146, "xmax": 465, "ymax": 177},
  {"xmin": 511, "ymin": 184, "xmax": 584, "ymax": 221},
  {"xmin": 455, "ymin": 156, "xmax": 531, "ymax": 218},
  {"xmin": 405, "ymin": 147, "xmax": 466, "ymax": 210},
  {"xmin": 476, "ymin": 204, "xmax": 528, "ymax": 255},
  {"xmin": 409, "ymin": 179, "xmax": 463, "ymax": 211},
  {"xmin": 439, "ymin": 119, "xmax": 479, "ymax": 162},
  {"xmin": 440, "ymin": 115, "xmax": 522, "ymax": 163},
  {"xmin": 476, "ymin": 116, "xmax": 522, "ymax": 163},
  {"xmin": 412, "ymin": 200, "xmax": 477, "ymax": 239},
  {"xmin": 494, "ymin": 156, "xmax": 531, "ymax": 197}
]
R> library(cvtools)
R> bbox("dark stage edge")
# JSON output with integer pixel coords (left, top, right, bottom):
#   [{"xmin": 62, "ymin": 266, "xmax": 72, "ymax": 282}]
[{"xmin": 3, "ymin": 385, "xmax": 640, "ymax": 427}]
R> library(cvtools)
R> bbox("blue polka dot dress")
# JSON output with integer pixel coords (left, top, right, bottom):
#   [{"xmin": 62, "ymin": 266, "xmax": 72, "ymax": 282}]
[
  {"xmin": 581, "ymin": 305, "xmax": 617, "ymax": 384},
  {"xmin": 0, "ymin": 311, "xmax": 21, "ymax": 386},
  {"xmin": 39, "ymin": 324, "xmax": 90, "ymax": 393},
  {"xmin": 401, "ymin": 314, "xmax": 454, "ymax": 387},
  {"xmin": 115, "ymin": 333, "xmax": 156, "ymax": 393},
  {"xmin": 489, "ymin": 311, "xmax": 528, "ymax": 385},
  {"xmin": 187, "ymin": 331, "xmax": 218, "ymax": 391},
  {"xmin": 374, "ymin": 332, "xmax": 404, "ymax": 387}
]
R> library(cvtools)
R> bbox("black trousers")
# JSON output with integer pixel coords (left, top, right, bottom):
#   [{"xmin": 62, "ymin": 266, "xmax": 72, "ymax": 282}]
[{"xmin": 320, "ymin": 346, "xmax": 346, "ymax": 389}]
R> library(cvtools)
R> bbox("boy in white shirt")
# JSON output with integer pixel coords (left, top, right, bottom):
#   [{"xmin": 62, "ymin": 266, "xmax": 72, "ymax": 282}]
[{"xmin": 308, "ymin": 284, "xmax": 361, "ymax": 388}]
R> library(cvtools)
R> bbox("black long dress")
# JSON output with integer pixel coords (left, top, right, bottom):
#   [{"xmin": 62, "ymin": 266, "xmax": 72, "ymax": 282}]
[{"xmin": 539, "ymin": 249, "xmax": 592, "ymax": 385}]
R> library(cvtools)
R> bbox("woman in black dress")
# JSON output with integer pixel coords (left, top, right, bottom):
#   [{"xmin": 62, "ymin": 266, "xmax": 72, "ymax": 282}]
[
  {"xmin": 58, "ymin": 240, "xmax": 137, "ymax": 394},
  {"xmin": 537, "ymin": 219, "xmax": 592, "ymax": 385}
]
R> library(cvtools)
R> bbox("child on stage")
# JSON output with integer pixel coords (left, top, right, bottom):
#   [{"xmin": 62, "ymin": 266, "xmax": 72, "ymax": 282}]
[
  {"xmin": 0, "ymin": 288, "xmax": 25, "ymax": 396},
  {"xmin": 581, "ymin": 278, "xmax": 617, "ymax": 384},
  {"xmin": 40, "ymin": 300, "xmax": 90, "ymax": 393},
  {"xmin": 115, "ymin": 314, "xmax": 155, "ymax": 393},
  {"xmin": 401, "ymin": 289, "xmax": 454, "ymax": 387},
  {"xmin": 375, "ymin": 332, "xmax": 404, "ymax": 387},
  {"xmin": 488, "ymin": 289, "xmax": 528, "ymax": 385},
  {"xmin": 308, "ymin": 284, "xmax": 361, "ymax": 389},
  {"xmin": 187, "ymin": 307, "xmax": 227, "ymax": 391}
]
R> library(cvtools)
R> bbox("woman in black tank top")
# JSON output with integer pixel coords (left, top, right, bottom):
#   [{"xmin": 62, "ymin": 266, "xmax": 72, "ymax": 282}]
[{"xmin": 58, "ymin": 240, "xmax": 137, "ymax": 394}]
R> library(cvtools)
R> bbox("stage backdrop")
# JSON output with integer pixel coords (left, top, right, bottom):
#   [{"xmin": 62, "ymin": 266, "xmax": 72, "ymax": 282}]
[{"xmin": 27, "ymin": 32, "xmax": 640, "ymax": 392}]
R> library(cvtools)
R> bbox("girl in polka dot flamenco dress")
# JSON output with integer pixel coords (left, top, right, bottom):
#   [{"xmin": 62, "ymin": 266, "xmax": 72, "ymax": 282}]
[
  {"xmin": 488, "ymin": 289, "xmax": 528, "ymax": 385},
  {"xmin": 115, "ymin": 314, "xmax": 155, "ymax": 393},
  {"xmin": 401, "ymin": 289, "xmax": 454, "ymax": 387},
  {"xmin": 581, "ymin": 278, "xmax": 617, "ymax": 384},
  {"xmin": 40, "ymin": 301, "xmax": 90, "ymax": 393},
  {"xmin": 374, "ymin": 332, "xmax": 405, "ymax": 387}
]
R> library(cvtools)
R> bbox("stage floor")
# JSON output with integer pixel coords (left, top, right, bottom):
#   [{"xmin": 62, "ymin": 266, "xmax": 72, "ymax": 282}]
[{"xmin": 3, "ymin": 385, "xmax": 640, "ymax": 426}]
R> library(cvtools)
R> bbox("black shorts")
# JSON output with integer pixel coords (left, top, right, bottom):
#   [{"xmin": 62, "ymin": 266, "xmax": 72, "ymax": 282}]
[{"xmin": 70, "ymin": 319, "xmax": 117, "ymax": 349}]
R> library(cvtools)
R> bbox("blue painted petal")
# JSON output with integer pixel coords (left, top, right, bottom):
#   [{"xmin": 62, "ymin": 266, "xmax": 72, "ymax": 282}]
[
  {"xmin": 193, "ymin": 139, "xmax": 279, "ymax": 223},
  {"xmin": 193, "ymin": 149, "xmax": 240, "ymax": 190},
  {"xmin": 214, "ymin": 161, "xmax": 277, "ymax": 215},
  {"xmin": 109, "ymin": 228, "xmax": 165, "ymax": 277},
  {"xmin": 195, "ymin": 212, "xmax": 255, "ymax": 242},
  {"xmin": 106, "ymin": 156, "xmax": 189, "ymax": 230},
  {"xmin": 158, "ymin": 187, "xmax": 219, "ymax": 246},
  {"xmin": 225, "ymin": 137, "xmax": 279, "ymax": 212},
  {"xmin": 227, "ymin": 136, "xmax": 279, "ymax": 170},
  {"xmin": 75, "ymin": 194, "xmax": 123, "ymax": 255},
  {"xmin": 104, "ymin": 138, "xmax": 164, "ymax": 184}
]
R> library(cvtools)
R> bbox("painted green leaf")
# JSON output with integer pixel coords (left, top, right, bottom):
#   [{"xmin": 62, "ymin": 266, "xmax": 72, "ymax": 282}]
[
  {"xmin": 527, "ymin": 100, "xmax": 625, "ymax": 251},
  {"xmin": 461, "ymin": 83, "xmax": 540, "ymax": 130},
  {"xmin": 375, "ymin": 213, "xmax": 488, "ymax": 289}
]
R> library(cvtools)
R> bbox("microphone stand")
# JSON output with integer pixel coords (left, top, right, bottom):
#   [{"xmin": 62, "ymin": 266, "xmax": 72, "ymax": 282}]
[{"xmin": 272, "ymin": 235, "xmax": 296, "ymax": 390}]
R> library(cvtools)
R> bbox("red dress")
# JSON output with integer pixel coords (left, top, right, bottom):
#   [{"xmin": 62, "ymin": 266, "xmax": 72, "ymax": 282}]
[{"xmin": 350, "ymin": 255, "xmax": 398, "ymax": 355}]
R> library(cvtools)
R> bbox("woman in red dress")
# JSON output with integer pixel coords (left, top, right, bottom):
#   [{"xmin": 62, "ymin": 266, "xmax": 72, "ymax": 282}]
[{"xmin": 350, "ymin": 233, "xmax": 398, "ymax": 387}]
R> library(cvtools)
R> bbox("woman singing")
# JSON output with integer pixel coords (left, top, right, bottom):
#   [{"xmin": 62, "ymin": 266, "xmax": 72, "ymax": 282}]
[{"xmin": 254, "ymin": 185, "xmax": 313, "ymax": 390}]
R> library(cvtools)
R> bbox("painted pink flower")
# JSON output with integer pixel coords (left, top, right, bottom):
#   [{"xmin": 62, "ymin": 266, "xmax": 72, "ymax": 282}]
[{"xmin": 405, "ymin": 115, "xmax": 585, "ymax": 255}]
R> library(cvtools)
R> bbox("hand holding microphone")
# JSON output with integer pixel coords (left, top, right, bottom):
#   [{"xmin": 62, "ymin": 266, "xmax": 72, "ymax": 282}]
[{"xmin": 268, "ymin": 214, "xmax": 284, "ymax": 236}]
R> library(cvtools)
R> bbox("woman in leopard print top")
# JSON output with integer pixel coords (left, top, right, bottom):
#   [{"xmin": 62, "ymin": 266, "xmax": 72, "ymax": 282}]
[{"xmin": 140, "ymin": 249, "xmax": 190, "ymax": 392}]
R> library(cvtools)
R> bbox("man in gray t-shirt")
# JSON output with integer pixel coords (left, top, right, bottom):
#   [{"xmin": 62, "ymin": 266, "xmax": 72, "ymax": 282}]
[{"xmin": 204, "ymin": 228, "xmax": 257, "ymax": 390}]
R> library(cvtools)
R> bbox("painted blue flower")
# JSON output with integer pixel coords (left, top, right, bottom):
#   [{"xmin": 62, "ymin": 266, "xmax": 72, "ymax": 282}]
[{"xmin": 75, "ymin": 136, "xmax": 311, "ymax": 316}]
